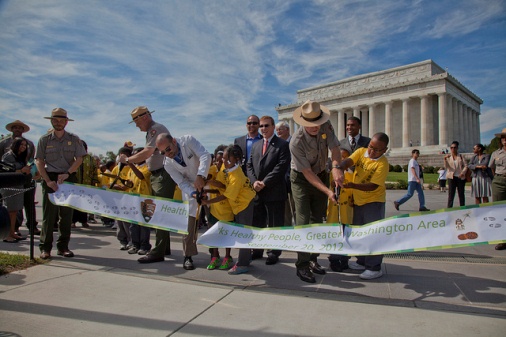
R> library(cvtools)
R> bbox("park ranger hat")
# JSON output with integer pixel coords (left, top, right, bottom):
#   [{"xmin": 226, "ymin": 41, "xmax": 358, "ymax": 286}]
[
  {"xmin": 292, "ymin": 100, "xmax": 330, "ymax": 127},
  {"xmin": 5, "ymin": 120, "xmax": 30, "ymax": 132},
  {"xmin": 495, "ymin": 127, "xmax": 506, "ymax": 138},
  {"xmin": 44, "ymin": 108, "xmax": 74, "ymax": 121},
  {"xmin": 130, "ymin": 106, "xmax": 154, "ymax": 123}
]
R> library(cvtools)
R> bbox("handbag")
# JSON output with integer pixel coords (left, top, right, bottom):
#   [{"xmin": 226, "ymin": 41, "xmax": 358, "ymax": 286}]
[{"xmin": 465, "ymin": 168, "xmax": 472, "ymax": 182}]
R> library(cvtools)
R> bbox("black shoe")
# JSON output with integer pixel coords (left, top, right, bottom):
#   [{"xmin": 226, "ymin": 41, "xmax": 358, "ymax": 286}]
[
  {"xmin": 138, "ymin": 255, "xmax": 164, "ymax": 264},
  {"xmin": 419, "ymin": 207, "xmax": 430, "ymax": 211},
  {"xmin": 296, "ymin": 267, "xmax": 316, "ymax": 283},
  {"xmin": 329, "ymin": 260, "xmax": 348, "ymax": 272},
  {"xmin": 309, "ymin": 260, "xmax": 326, "ymax": 275},
  {"xmin": 183, "ymin": 256, "xmax": 195, "ymax": 270},
  {"xmin": 251, "ymin": 250, "xmax": 263, "ymax": 260},
  {"xmin": 394, "ymin": 201, "xmax": 400, "ymax": 211},
  {"xmin": 265, "ymin": 254, "xmax": 279, "ymax": 265},
  {"xmin": 57, "ymin": 250, "xmax": 74, "ymax": 258}
]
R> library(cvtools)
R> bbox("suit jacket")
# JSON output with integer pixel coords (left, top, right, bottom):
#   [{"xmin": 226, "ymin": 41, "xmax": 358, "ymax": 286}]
[
  {"xmin": 339, "ymin": 134, "xmax": 371, "ymax": 154},
  {"xmin": 234, "ymin": 134, "xmax": 262, "ymax": 173},
  {"xmin": 444, "ymin": 153, "xmax": 468, "ymax": 179},
  {"xmin": 247, "ymin": 135, "xmax": 290, "ymax": 202}
]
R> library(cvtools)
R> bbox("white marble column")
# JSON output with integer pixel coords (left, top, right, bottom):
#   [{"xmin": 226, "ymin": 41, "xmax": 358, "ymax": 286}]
[
  {"xmin": 289, "ymin": 118, "xmax": 295, "ymax": 135},
  {"xmin": 362, "ymin": 108, "xmax": 369, "ymax": 138},
  {"xmin": 329, "ymin": 110, "xmax": 339, "ymax": 138},
  {"xmin": 337, "ymin": 109, "xmax": 345, "ymax": 140},
  {"xmin": 476, "ymin": 111, "xmax": 481, "ymax": 143},
  {"xmin": 463, "ymin": 104, "xmax": 469, "ymax": 150},
  {"xmin": 353, "ymin": 107, "xmax": 360, "ymax": 118},
  {"xmin": 447, "ymin": 96, "xmax": 454, "ymax": 144},
  {"xmin": 452, "ymin": 98, "xmax": 458, "ymax": 142},
  {"xmin": 458, "ymin": 101, "xmax": 464, "ymax": 145},
  {"xmin": 438, "ymin": 93, "xmax": 447, "ymax": 146},
  {"xmin": 368, "ymin": 104, "xmax": 376, "ymax": 136},
  {"xmin": 420, "ymin": 95, "xmax": 429, "ymax": 146},
  {"xmin": 402, "ymin": 98, "xmax": 410, "ymax": 148},
  {"xmin": 385, "ymin": 101, "xmax": 393, "ymax": 146}
]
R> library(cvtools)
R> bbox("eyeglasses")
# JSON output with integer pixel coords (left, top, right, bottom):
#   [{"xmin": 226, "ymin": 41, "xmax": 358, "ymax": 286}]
[
  {"xmin": 247, "ymin": 122, "xmax": 259, "ymax": 125},
  {"xmin": 259, "ymin": 124, "xmax": 271, "ymax": 128},
  {"xmin": 160, "ymin": 145, "xmax": 171, "ymax": 155},
  {"xmin": 450, "ymin": 146, "xmax": 457, "ymax": 149},
  {"xmin": 368, "ymin": 145, "xmax": 386, "ymax": 153}
]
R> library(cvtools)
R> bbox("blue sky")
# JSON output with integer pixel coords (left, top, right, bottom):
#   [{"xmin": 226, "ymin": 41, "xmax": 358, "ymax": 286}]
[{"xmin": 1, "ymin": 0, "xmax": 505, "ymax": 156}]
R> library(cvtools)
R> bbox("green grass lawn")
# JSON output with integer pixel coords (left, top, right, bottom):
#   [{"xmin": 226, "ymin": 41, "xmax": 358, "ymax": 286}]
[
  {"xmin": 387, "ymin": 172, "xmax": 438, "ymax": 184},
  {"xmin": 0, "ymin": 252, "xmax": 44, "ymax": 275}
]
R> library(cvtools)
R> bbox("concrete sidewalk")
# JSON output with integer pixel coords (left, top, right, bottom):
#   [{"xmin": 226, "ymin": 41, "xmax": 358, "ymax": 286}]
[{"xmin": 1, "ymin": 189, "xmax": 505, "ymax": 336}]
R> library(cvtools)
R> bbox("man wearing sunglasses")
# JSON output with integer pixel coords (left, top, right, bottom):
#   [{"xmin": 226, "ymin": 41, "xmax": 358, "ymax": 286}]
[
  {"xmin": 234, "ymin": 115, "xmax": 262, "ymax": 173},
  {"xmin": 119, "ymin": 106, "xmax": 176, "ymax": 264},
  {"xmin": 155, "ymin": 133, "xmax": 211, "ymax": 270}
]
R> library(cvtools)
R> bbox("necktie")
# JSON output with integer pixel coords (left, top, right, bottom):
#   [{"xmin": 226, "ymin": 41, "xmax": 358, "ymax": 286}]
[
  {"xmin": 262, "ymin": 139, "xmax": 268, "ymax": 155},
  {"xmin": 351, "ymin": 137, "xmax": 356, "ymax": 150}
]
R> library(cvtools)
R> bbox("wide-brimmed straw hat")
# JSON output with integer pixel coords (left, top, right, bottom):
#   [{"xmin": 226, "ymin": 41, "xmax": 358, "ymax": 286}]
[
  {"xmin": 495, "ymin": 127, "xmax": 506, "ymax": 138},
  {"xmin": 130, "ymin": 106, "xmax": 154, "ymax": 124},
  {"xmin": 292, "ymin": 100, "xmax": 330, "ymax": 127},
  {"xmin": 6, "ymin": 120, "xmax": 30, "ymax": 132},
  {"xmin": 44, "ymin": 108, "xmax": 74, "ymax": 121}
]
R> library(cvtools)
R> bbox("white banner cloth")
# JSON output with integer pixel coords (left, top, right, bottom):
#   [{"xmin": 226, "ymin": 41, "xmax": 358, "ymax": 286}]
[
  {"xmin": 49, "ymin": 183, "xmax": 189, "ymax": 234},
  {"xmin": 197, "ymin": 202, "xmax": 506, "ymax": 255}
]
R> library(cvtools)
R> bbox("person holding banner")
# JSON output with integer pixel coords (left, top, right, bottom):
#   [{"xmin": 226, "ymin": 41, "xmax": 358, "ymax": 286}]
[
  {"xmin": 155, "ymin": 133, "xmax": 211, "ymax": 270},
  {"xmin": 490, "ymin": 127, "xmax": 506, "ymax": 250},
  {"xmin": 336, "ymin": 132, "xmax": 390, "ymax": 280},
  {"xmin": 289, "ymin": 100, "xmax": 344, "ymax": 283},
  {"xmin": 120, "ymin": 106, "xmax": 176, "ymax": 264},
  {"xmin": 35, "ymin": 108, "xmax": 86, "ymax": 260}
]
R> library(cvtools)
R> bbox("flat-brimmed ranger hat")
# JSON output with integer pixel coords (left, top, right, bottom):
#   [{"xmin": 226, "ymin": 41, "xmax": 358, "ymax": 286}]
[
  {"xmin": 44, "ymin": 108, "xmax": 74, "ymax": 121},
  {"xmin": 130, "ymin": 106, "xmax": 154, "ymax": 124},
  {"xmin": 292, "ymin": 100, "xmax": 330, "ymax": 127},
  {"xmin": 495, "ymin": 128, "xmax": 506, "ymax": 138},
  {"xmin": 6, "ymin": 120, "xmax": 30, "ymax": 132}
]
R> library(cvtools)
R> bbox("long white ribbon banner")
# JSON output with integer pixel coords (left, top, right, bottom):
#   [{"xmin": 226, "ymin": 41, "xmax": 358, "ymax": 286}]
[
  {"xmin": 197, "ymin": 202, "xmax": 506, "ymax": 255},
  {"xmin": 49, "ymin": 183, "xmax": 189, "ymax": 234}
]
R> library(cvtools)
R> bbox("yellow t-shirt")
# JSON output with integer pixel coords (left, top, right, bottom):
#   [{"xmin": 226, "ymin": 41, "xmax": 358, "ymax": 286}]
[
  {"xmin": 210, "ymin": 169, "xmax": 234, "ymax": 222},
  {"xmin": 174, "ymin": 186, "xmax": 182, "ymax": 201},
  {"xmin": 109, "ymin": 165, "xmax": 132, "ymax": 192},
  {"xmin": 128, "ymin": 164, "xmax": 152, "ymax": 195},
  {"xmin": 326, "ymin": 170, "xmax": 353, "ymax": 224},
  {"xmin": 218, "ymin": 165, "xmax": 255, "ymax": 215},
  {"xmin": 207, "ymin": 164, "xmax": 218, "ymax": 180},
  {"xmin": 349, "ymin": 148, "xmax": 389, "ymax": 206}
]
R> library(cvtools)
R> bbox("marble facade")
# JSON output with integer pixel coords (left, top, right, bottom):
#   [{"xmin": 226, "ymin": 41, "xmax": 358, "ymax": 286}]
[{"xmin": 276, "ymin": 60, "xmax": 482, "ymax": 154}]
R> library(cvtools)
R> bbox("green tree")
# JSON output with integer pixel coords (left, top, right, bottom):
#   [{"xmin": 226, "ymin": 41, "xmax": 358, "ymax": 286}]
[{"xmin": 485, "ymin": 137, "xmax": 500, "ymax": 154}]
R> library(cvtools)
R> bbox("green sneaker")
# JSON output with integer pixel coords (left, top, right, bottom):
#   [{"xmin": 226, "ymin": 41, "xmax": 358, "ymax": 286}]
[
  {"xmin": 207, "ymin": 257, "xmax": 220, "ymax": 270},
  {"xmin": 219, "ymin": 257, "xmax": 233, "ymax": 270}
]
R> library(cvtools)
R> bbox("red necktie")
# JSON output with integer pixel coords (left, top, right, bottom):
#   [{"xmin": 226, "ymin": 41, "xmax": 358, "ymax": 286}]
[{"xmin": 262, "ymin": 139, "xmax": 268, "ymax": 155}]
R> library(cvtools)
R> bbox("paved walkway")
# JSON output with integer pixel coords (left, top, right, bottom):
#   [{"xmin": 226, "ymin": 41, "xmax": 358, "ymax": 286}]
[{"xmin": 1, "ymin": 188, "xmax": 505, "ymax": 336}]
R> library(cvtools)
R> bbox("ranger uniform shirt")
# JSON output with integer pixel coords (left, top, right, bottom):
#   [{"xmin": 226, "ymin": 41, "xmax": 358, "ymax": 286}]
[
  {"xmin": 289, "ymin": 120, "xmax": 340, "ymax": 174},
  {"xmin": 35, "ymin": 131, "xmax": 86, "ymax": 173}
]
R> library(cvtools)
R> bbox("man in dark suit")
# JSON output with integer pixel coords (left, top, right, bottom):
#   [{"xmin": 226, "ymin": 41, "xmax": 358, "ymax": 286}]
[
  {"xmin": 329, "ymin": 115, "xmax": 371, "ymax": 272},
  {"xmin": 234, "ymin": 115, "xmax": 262, "ymax": 173},
  {"xmin": 339, "ymin": 116, "xmax": 371, "ymax": 155},
  {"xmin": 247, "ymin": 116, "xmax": 290, "ymax": 265}
]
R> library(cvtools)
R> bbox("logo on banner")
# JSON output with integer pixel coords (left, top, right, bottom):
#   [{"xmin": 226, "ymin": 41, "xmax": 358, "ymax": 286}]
[{"xmin": 141, "ymin": 199, "xmax": 156, "ymax": 222}]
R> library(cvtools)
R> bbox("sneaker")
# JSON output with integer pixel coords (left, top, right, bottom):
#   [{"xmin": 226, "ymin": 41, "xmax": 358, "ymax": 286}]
[
  {"xmin": 128, "ymin": 247, "xmax": 139, "ymax": 254},
  {"xmin": 348, "ymin": 261, "xmax": 366, "ymax": 270},
  {"xmin": 207, "ymin": 257, "xmax": 221, "ymax": 270},
  {"xmin": 394, "ymin": 201, "xmax": 400, "ymax": 211},
  {"xmin": 359, "ymin": 269, "xmax": 383, "ymax": 280},
  {"xmin": 183, "ymin": 256, "xmax": 195, "ymax": 270},
  {"xmin": 228, "ymin": 264, "xmax": 249, "ymax": 275},
  {"xmin": 219, "ymin": 257, "xmax": 233, "ymax": 270},
  {"xmin": 419, "ymin": 207, "xmax": 430, "ymax": 211},
  {"xmin": 137, "ymin": 249, "xmax": 148, "ymax": 255},
  {"xmin": 120, "ymin": 244, "xmax": 128, "ymax": 251}
]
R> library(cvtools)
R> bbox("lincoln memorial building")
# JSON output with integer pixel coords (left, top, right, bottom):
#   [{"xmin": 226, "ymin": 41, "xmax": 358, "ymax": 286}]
[{"xmin": 276, "ymin": 60, "xmax": 482, "ymax": 155}]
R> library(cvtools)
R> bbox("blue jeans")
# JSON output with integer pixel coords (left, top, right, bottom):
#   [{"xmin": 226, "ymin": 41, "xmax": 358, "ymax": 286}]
[{"xmin": 397, "ymin": 181, "xmax": 425, "ymax": 207}]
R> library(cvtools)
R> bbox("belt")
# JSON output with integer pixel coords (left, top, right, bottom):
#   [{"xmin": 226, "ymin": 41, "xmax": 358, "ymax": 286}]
[{"xmin": 495, "ymin": 173, "xmax": 506, "ymax": 178}]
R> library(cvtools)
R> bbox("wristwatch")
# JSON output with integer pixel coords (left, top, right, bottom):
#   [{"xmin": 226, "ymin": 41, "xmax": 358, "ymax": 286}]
[
  {"xmin": 125, "ymin": 158, "xmax": 129, "ymax": 164},
  {"xmin": 332, "ymin": 165, "xmax": 344, "ymax": 170}
]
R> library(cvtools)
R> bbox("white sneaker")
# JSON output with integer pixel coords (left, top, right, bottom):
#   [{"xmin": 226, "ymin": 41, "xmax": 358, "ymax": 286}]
[
  {"xmin": 348, "ymin": 261, "xmax": 365, "ymax": 270},
  {"xmin": 359, "ymin": 270, "xmax": 383, "ymax": 280}
]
